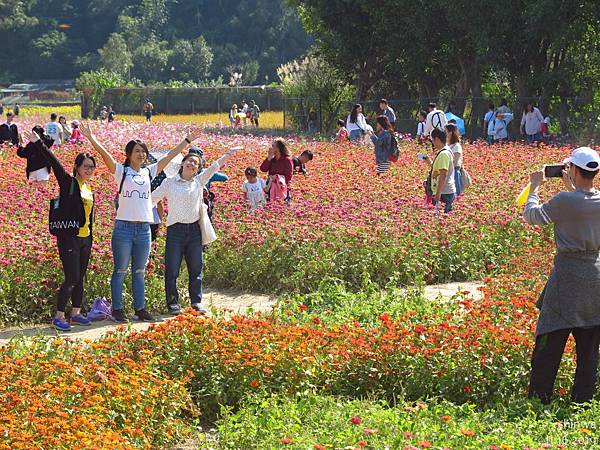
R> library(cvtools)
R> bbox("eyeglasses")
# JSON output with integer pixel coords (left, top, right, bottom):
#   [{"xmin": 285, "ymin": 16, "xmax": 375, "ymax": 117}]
[{"xmin": 82, "ymin": 165, "xmax": 96, "ymax": 170}]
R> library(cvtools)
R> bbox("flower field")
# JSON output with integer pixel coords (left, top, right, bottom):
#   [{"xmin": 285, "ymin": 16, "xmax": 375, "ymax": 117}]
[
  {"xmin": 11, "ymin": 105, "xmax": 284, "ymax": 128},
  {"xmin": 1, "ymin": 116, "xmax": 599, "ymax": 448}
]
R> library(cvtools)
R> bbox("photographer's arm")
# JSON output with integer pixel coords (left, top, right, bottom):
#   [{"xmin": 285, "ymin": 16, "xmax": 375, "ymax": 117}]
[{"xmin": 523, "ymin": 171, "xmax": 553, "ymax": 225}]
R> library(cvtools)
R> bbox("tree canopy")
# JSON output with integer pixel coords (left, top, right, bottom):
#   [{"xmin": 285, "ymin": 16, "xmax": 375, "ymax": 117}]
[
  {"xmin": 292, "ymin": 0, "xmax": 600, "ymax": 133},
  {"xmin": 0, "ymin": 0, "xmax": 311, "ymax": 85}
]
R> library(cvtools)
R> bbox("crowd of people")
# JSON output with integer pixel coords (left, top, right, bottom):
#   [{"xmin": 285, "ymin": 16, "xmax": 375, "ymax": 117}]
[
  {"xmin": 333, "ymin": 101, "xmax": 468, "ymax": 209},
  {"xmin": 229, "ymin": 99, "xmax": 261, "ymax": 128},
  {"xmin": 3, "ymin": 99, "xmax": 600, "ymax": 409},
  {"xmin": 4, "ymin": 111, "xmax": 317, "ymax": 330}
]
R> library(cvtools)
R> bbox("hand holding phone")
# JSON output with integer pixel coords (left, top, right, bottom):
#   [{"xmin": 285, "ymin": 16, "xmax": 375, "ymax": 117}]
[{"xmin": 417, "ymin": 153, "xmax": 427, "ymax": 161}]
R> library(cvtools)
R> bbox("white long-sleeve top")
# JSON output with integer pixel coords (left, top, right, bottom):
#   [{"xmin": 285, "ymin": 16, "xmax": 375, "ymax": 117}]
[
  {"xmin": 346, "ymin": 113, "xmax": 368, "ymax": 132},
  {"xmin": 151, "ymin": 155, "xmax": 229, "ymax": 227},
  {"xmin": 520, "ymin": 107, "xmax": 544, "ymax": 136}
]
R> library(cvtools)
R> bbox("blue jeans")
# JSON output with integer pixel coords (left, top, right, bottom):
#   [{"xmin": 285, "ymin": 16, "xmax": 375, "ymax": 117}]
[
  {"xmin": 454, "ymin": 167, "xmax": 463, "ymax": 195},
  {"xmin": 165, "ymin": 222, "xmax": 203, "ymax": 306},
  {"xmin": 110, "ymin": 220, "xmax": 151, "ymax": 311},
  {"xmin": 349, "ymin": 129, "xmax": 362, "ymax": 142},
  {"xmin": 527, "ymin": 133, "xmax": 541, "ymax": 144},
  {"xmin": 433, "ymin": 193, "xmax": 456, "ymax": 213}
]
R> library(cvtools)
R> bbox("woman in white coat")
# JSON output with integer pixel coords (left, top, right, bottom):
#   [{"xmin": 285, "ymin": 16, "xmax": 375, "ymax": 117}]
[{"xmin": 151, "ymin": 146, "xmax": 240, "ymax": 315}]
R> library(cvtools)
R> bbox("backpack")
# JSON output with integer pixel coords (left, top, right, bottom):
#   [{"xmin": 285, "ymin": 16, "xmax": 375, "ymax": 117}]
[
  {"xmin": 203, "ymin": 187, "xmax": 215, "ymax": 221},
  {"xmin": 87, "ymin": 297, "xmax": 111, "ymax": 321},
  {"xmin": 431, "ymin": 111, "xmax": 445, "ymax": 130},
  {"xmin": 389, "ymin": 132, "xmax": 400, "ymax": 162}
]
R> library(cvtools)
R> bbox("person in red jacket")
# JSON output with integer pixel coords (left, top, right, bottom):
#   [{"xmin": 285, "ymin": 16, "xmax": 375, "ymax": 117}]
[{"xmin": 259, "ymin": 139, "xmax": 294, "ymax": 201}]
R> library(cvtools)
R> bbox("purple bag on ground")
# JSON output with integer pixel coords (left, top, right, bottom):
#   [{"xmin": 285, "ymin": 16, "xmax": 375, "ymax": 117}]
[{"xmin": 87, "ymin": 297, "xmax": 111, "ymax": 321}]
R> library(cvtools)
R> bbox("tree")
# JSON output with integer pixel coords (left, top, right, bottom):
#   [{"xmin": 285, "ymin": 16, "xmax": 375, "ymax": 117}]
[
  {"xmin": 278, "ymin": 54, "xmax": 354, "ymax": 132},
  {"xmin": 169, "ymin": 37, "xmax": 213, "ymax": 82},
  {"xmin": 294, "ymin": 1, "xmax": 385, "ymax": 101},
  {"xmin": 98, "ymin": 33, "xmax": 133, "ymax": 78},
  {"xmin": 75, "ymin": 69, "xmax": 125, "ymax": 117},
  {"xmin": 132, "ymin": 39, "xmax": 170, "ymax": 82}
]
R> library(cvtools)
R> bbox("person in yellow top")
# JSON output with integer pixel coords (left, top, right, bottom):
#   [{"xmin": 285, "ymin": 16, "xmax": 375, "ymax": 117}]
[
  {"xmin": 422, "ymin": 128, "xmax": 457, "ymax": 213},
  {"xmin": 23, "ymin": 129, "xmax": 97, "ymax": 332}
]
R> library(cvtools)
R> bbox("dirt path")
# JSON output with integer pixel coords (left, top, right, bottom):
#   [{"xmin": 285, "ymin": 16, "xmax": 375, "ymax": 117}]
[{"xmin": 0, "ymin": 282, "xmax": 483, "ymax": 345}]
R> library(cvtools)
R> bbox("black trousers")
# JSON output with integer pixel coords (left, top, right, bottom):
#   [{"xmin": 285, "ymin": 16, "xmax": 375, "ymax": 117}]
[
  {"xmin": 529, "ymin": 326, "xmax": 600, "ymax": 404},
  {"xmin": 56, "ymin": 235, "xmax": 92, "ymax": 312}
]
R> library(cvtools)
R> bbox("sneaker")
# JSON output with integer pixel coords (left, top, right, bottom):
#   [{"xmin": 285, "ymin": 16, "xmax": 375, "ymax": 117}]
[
  {"xmin": 167, "ymin": 304, "xmax": 182, "ymax": 315},
  {"xmin": 70, "ymin": 314, "xmax": 92, "ymax": 326},
  {"xmin": 111, "ymin": 309, "xmax": 130, "ymax": 323},
  {"xmin": 133, "ymin": 308, "xmax": 155, "ymax": 322},
  {"xmin": 191, "ymin": 303, "xmax": 208, "ymax": 315},
  {"xmin": 53, "ymin": 317, "xmax": 71, "ymax": 332}
]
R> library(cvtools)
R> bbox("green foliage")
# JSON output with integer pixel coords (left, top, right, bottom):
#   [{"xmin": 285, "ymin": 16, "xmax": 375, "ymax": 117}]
[
  {"xmin": 278, "ymin": 54, "xmax": 354, "ymax": 132},
  {"xmin": 169, "ymin": 37, "xmax": 213, "ymax": 82},
  {"xmin": 0, "ymin": 0, "xmax": 310, "ymax": 86},
  {"xmin": 217, "ymin": 393, "xmax": 600, "ymax": 449},
  {"xmin": 74, "ymin": 69, "xmax": 125, "ymax": 116},
  {"xmin": 203, "ymin": 221, "xmax": 524, "ymax": 295},
  {"xmin": 98, "ymin": 33, "xmax": 133, "ymax": 78},
  {"xmin": 293, "ymin": 0, "xmax": 600, "ymax": 136}
]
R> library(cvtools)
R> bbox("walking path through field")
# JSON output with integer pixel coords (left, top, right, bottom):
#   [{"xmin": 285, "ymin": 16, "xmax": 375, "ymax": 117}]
[{"xmin": 0, "ymin": 282, "xmax": 483, "ymax": 345}]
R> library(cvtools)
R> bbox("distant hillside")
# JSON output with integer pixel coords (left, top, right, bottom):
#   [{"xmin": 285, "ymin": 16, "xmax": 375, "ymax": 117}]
[{"xmin": 0, "ymin": 0, "xmax": 312, "ymax": 85}]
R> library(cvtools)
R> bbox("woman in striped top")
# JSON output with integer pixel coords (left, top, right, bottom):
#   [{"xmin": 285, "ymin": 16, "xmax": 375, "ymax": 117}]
[{"xmin": 370, "ymin": 116, "xmax": 393, "ymax": 175}]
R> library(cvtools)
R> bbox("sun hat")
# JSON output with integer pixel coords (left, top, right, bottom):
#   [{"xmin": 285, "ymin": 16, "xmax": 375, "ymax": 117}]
[
  {"xmin": 188, "ymin": 146, "xmax": 204, "ymax": 156},
  {"xmin": 564, "ymin": 147, "xmax": 600, "ymax": 172}
]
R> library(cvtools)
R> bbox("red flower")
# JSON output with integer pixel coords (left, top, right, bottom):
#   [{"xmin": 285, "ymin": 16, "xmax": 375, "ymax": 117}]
[
  {"xmin": 350, "ymin": 416, "xmax": 362, "ymax": 425},
  {"xmin": 280, "ymin": 437, "xmax": 293, "ymax": 444},
  {"xmin": 419, "ymin": 441, "xmax": 432, "ymax": 448},
  {"xmin": 299, "ymin": 303, "xmax": 307, "ymax": 312},
  {"xmin": 314, "ymin": 445, "xmax": 326, "ymax": 450},
  {"xmin": 403, "ymin": 432, "xmax": 414, "ymax": 438},
  {"xmin": 379, "ymin": 312, "xmax": 390, "ymax": 322},
  {"xmin": 312, "ymin": 316, "xmax": 321, "ymax": 325},
  {"xmin": 357, "ymin": 440, "xmax": 367, "ymax": 447},
  {"xmin": 463, "ymin": 385, "xmax": 472, "ymax": 394},
  {"xmin": 364, "ymin": 428, "xmax": 378, "ymax": 435}
]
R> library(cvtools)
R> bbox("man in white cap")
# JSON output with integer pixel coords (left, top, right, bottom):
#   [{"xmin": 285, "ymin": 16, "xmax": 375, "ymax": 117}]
[{"xmin": 524, "ymin": 146, "xmax": 600, "ymax": 404}]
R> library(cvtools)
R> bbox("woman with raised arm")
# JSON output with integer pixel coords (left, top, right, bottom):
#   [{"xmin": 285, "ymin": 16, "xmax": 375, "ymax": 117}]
[
  {"xmin": 79, "ymin": 122, "xmax": 202, "ymax": 323},
  {"xmin": 23, "ymin": 129, "xmax": 97, "ymax": 331},
  {"xmin": 151, "ymin": 145, "xmax": 241, "ymax": 315}
]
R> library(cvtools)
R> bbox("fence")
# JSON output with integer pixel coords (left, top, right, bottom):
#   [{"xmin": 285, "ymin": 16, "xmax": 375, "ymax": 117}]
[
  {"xmin": 284, "ymin": 96, "xmax": 600, "ymax": 142},
  {"xmin": 83, "ymin": 86, "xmax": 283, "ymax": 118}
]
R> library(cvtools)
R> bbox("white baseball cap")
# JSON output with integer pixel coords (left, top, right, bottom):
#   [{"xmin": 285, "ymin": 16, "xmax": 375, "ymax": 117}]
[{"xmin": 564, "ymin": 147, "xmax": 600, "ymax": 172}]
